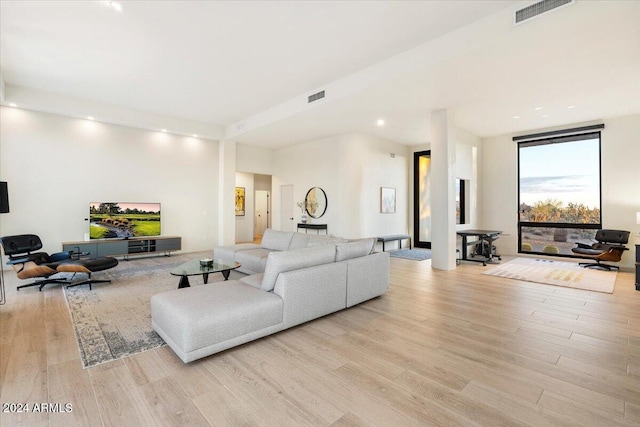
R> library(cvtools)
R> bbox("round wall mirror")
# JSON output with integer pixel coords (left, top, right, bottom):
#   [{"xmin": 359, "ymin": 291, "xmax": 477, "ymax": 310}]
[{"xmin": 305, "ymin": 187, "xmax": 327, "ymax": 219}]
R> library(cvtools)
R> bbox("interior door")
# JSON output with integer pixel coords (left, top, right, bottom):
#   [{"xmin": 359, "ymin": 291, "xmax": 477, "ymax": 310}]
[
  {"xmin": 255, "ymin": 190, "xmax": 270, "ymax": 237},
  {"xmin": 280, "ymin": 184, "xmax": 294, "ymax": 232},
  {"xmin": 414, "ymin": 150, "xmax": 432, "ymax": 248}
]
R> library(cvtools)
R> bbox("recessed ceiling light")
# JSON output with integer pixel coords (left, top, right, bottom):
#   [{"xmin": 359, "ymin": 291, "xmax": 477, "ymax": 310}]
[
  {"xmin": 87, "ymin": 116, "xmax": 94, "ymax": 120},
  {"xmin": 541, "ymin": 114, "xmax": 549, "ymax": 118},
  {"xmin": 567, "ymin": 105, "xmax": 575, "ymax": 109},
  {"xmin": 512, "ymin": 115, "xmax": 520, "ymax": 119},
  {"xmin": 534, "ymin": 107, "xmax": 542, "ymax": 111},
  {"xmin": 376, "ymin": 119, "xmax": 385, "ymax": 126},
  {"xmin": 8, "ymin": 103, "xmax": 17, "ymax": 107},
  {"xmin": 110, "ymin": 1, "xmax": 123, "ymax": 12}
]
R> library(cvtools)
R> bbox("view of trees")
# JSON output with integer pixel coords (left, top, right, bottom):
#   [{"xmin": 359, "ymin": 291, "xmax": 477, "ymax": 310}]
[
  {"xmin": 519, "ymin": 199, "xmax": 600, "ymax": 224},
  {"xmin": 90, "ymin": 203, "xmax": 160, "ymax": 216}
]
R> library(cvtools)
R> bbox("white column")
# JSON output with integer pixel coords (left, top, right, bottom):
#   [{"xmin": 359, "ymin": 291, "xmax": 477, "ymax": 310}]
[
  {"xmin": 430, "ymin": 110, "xmax": 457, "ymax": 270},
  {"xmin": 218, "ymin": 140, "xmax": 237, "ymax": 246}
]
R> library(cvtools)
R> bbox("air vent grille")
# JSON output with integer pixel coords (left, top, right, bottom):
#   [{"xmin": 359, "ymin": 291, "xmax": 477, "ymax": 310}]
[
  {"xmin": 515, "ymin": 0, "xmax": 574, "ymax": 25},
  {"xmin": 308, "ymin": 90, "xmax": 325, "ymax": 103}
]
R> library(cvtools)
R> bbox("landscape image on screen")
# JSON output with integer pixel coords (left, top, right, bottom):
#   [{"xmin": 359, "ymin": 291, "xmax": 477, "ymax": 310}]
[{"xmin": 90, "ymin": 202, "xmax": 161, "ymax": 239}]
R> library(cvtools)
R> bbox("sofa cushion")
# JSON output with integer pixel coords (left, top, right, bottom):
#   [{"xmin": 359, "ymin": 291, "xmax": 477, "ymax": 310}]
[
  {"xmin": 214, "ymin": 243, "xmax": 261, "ymax": 261},
  {"xmin": 288, "ymin": 233, "xmax": 311, "ymax": 250},
  {"xmin": 151, "ymin": 281, "xmax": 283, "ymax": 353},
  {"xmin": 235, "ymin": 248, "xmax": 272, "ymax": 274},
  {"xmin": 261, "ymin": 244, "xmax": 337, "ymax": 291},
  {"xmin": 347, "ymin": 237, "xmax": 376, "ymax": 254},
  {"xmin": 240, "ymin": 273, "xmax": 264, "ymax": 289},
  {"xmin": 261, "ymin": 229, "xmax": 294, "ymax": 251},
  {"xmin": 335, "ymin": 238, "xmax": 376, "ymax": 262}
]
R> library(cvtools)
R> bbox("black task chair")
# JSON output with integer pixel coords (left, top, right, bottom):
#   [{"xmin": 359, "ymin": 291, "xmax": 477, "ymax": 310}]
[
  {"xmin": 0, "ymin": 234, "xmax": 73, "ymax": 290},
  {"xmin": 0, "ymin": 234, "xmax": 119, "ymax": 291},
  {"xmin": 571, "ymin": 229, "xmax": 630, "ymax": 271}
]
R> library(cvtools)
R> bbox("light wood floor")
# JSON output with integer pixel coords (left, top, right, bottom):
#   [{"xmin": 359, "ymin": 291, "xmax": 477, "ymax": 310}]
[{"xmin": 1, "ymin": 254, "xmax": 639, "ymax": 426}]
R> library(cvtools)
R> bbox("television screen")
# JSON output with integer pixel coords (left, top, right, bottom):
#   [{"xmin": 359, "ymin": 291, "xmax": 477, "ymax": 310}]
[{"xmin": 89, "ymin": 202, "xmax": 161, "ymax": 239}]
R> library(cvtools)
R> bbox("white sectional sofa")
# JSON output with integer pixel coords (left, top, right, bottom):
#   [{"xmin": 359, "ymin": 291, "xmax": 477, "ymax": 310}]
[
  {"xmin": 150, "ymin": 230, "xmax": 389, "ymax": 363},
  {"xmin": 213, "ymin": 228, "xmax": 348, "ymax": 275}
]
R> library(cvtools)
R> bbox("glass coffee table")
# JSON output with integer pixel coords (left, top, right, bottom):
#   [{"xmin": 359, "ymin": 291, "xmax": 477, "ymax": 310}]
[{"xmin": 170, "ymin": 258, "xmax": 241, "ymax": 289}]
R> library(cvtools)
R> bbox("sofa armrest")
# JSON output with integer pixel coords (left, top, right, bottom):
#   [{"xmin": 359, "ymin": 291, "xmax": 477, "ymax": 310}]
[{"xmin": 345, "ymin": 251, "xmax": 390, "ymax": 307}]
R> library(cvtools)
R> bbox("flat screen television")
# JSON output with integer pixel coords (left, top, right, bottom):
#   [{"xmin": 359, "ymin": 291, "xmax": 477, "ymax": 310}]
[{"xmin": 89, "ymin": 202, "xmax": 161, "ymax": 239}]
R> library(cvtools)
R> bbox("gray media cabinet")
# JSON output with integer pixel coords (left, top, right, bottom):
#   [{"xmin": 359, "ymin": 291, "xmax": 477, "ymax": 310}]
[{"xmin": 62, "ymin": 236, "xmax": 181, "ymax": 260}]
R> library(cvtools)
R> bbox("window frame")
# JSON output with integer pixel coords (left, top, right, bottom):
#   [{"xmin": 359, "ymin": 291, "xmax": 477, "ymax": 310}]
[
  {"xmin": 517, "ymin": 130, "xmax": 603, "ymax": 258},
  {"xmin": 456, "ymin": 178, "xmax": 466, "ymax": 225}
]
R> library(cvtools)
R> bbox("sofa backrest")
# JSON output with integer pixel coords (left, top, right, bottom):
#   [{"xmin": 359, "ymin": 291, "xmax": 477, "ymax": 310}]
[
  {"xmin": 306, "ymin": 235, "xmax": 347, "ymax": 247},
  {"xmin": 335, "ymin": 238, "xmax": 376, "ymax": 262},
  {"xmin": 261, "ymin": 229, "xmax": 294, "ymax": 251},
  {"xmin": 288, "ymin": 232, "xmax": 347, "ymax": 250},
  {"xmin": 261, "ymin": 244, "xmax": 337, "ymax": 291}
]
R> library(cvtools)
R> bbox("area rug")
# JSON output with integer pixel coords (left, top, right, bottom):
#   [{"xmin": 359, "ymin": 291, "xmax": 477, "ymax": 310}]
[
  {"xmin": 482, "ymin": 257, "xmax": 616, "ymax": 293},
  {"xmin": 389, "ymin": 248, "xmax": 431, "ymax": 261},
  {"xmin": 63, "ymin": 255, "xmax": 244, "ymax": 368}
]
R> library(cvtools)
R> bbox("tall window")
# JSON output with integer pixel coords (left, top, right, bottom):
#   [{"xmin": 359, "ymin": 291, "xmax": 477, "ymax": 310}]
[
  {"xmin": 518, "ymin": 130, "xmax": 602, "ymax": 256},
  {"xmin": 456, "ymin": 178, "xmax": 466, "ymax": 225},
  {"xmin": 413, "ymin": 151, "xmax": 431, "ymax": 248}
]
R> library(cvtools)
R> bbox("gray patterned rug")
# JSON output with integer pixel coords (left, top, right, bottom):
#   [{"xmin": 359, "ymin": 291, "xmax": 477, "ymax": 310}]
[
  {"xmin": 389, "ymin": 248, "xmax": 431, "ymax": 261},
  {"xmin": 63, "ymin": 254, "xmax": 244, "ymax": 368}
]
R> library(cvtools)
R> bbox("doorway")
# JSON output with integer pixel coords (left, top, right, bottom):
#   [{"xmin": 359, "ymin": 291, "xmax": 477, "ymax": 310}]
[
  {"xmin": 413, "ymin": 150, "xmax": 432, "ymax": 248},
  {"xmin": 280, "ymin": 184, "xmax": 294, "ymax": 232},
  {"xmin": 255, "ymin": 190, "xmax": 270, "ymax": 239}
]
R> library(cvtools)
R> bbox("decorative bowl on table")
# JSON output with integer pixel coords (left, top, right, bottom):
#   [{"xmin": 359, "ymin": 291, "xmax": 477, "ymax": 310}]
[{"xmin": 200, "ymin": 258, "xmax": 213, "ymax": 267}]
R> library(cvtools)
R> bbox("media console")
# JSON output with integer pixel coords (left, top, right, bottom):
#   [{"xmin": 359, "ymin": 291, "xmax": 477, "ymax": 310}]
[{"xmin": 62, "ymin": 236, "xmax": 181, "ymax": 260}]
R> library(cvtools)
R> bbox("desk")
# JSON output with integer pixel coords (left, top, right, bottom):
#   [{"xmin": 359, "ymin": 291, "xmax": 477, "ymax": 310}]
[
  {"xmin": 297, "ymin": 223, "xmax": 328, "ymax": 234},
  {"xmin": 456, "ymin": 229, "xmax": 502, "ymax": 266}
]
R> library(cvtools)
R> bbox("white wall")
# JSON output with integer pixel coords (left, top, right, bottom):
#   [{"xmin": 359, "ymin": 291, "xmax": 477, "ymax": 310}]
[
  {"xmin": 452, "ymin": 126, "xmax": 481, "ymax": 230},
  {"xmin": 236, "ymin": 143, "xmax": 274, "ymax": 175},
  {"xmin": 480, "ymin": 114, "xmax": 640, "ymax": 270},
  {"xmin": 272, "ymin": 133, "xmax": 409, "ymax": 239},
  {"xmin": 0, "ymin": 107, "xmax": 220, "ymax": 255}
]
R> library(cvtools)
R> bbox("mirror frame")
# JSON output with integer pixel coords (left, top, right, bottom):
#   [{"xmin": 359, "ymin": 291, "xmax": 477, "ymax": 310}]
[{"xmin": 305, "ymin": 187, "xmax": 327, "ymax": 219}]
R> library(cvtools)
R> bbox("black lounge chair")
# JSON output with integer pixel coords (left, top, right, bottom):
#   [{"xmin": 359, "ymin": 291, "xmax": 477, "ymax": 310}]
[
  {"xmin": 571, "ymin": 229, "xmax": 629, "ymax": 271},
  {"xmin": 0, "ymin": 234, "xmax": 118, "ymax": 291}
]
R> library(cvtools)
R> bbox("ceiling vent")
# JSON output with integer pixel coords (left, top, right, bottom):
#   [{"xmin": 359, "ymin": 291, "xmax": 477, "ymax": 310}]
[
  {"xmin": 308, "ymin": 90, "xmax": 325, "ymax": 103},
  {"xmin": 514, "ymin": 0, "xmax": 575, "ymax": 25}
]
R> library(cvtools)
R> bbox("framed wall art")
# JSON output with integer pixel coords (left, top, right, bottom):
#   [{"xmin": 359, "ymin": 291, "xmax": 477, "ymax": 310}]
[
  {"xmin": 235, "ymin": 187, "xmax": 245, "ymax": 216},
  {"xmin": 380, "ymin": 187, "xmax": 396, "ymax": 214}
]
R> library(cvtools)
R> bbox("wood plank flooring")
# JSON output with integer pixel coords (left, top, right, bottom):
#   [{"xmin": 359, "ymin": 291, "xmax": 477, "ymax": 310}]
[{"xmin": 1, "ymin": 254, "xmax": 638, "ymax": 426}]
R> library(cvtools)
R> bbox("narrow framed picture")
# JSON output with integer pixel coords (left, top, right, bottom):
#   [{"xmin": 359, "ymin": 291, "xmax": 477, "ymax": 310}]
[
  {"xmin": 380, "ymin": 187, "xmax": 396, "ymax": 214},
  {"xmin": 235, "ymin": 187, "xmax": 245, "ymax": 216}
]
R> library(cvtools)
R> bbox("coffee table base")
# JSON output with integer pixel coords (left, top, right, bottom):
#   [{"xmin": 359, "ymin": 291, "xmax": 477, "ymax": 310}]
[{"xmin": 177, "ymin": 270, "xmax": 231, "ymax": 288}]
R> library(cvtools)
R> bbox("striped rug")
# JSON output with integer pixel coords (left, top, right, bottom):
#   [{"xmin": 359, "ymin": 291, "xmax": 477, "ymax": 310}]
[{"xmin": 482, "ymin": 257, "xmax": 616, "ymax": 293}]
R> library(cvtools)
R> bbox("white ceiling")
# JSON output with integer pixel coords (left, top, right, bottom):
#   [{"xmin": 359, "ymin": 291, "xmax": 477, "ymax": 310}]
[{"xmin": 1, "ymin": 1, "xmax": 639, "ymax": 148}]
